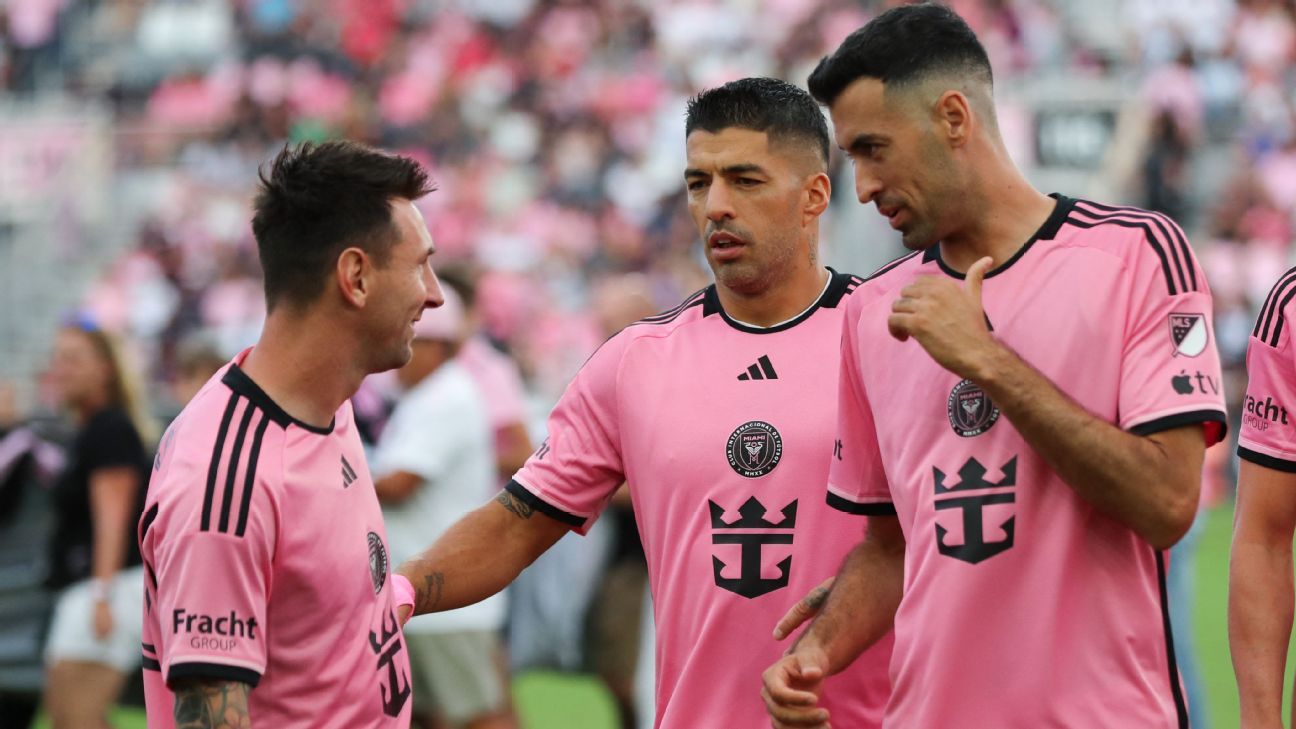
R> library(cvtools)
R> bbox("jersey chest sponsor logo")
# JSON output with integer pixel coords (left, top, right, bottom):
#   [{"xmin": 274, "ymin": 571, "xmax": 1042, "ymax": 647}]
[
  {"xmin": 726, "ymin": 421, "xmax": 783, "ymax": 478},
  {"xmin": 947, "ymin": 379, "xmax": 1000, "ymax": 437},
  {"xmin": 933, "ymin": 457, "xmax": 1017, "ymax": 565},
  {"xmin": 368, "ymin": 531, "xmax": 388, "ymax": 595},
  {"xmin": 368, "ymin": 608, "xmax": 411, "ymax": 717},
  {"xmin": 708, "ymin": 496, "xmax": 797, "ymax": 599},
  {"xmin": 171, "ymin": 608, "xmax": 258, "ymax": 652},
  {"xmin": 1169, "ymin": 312, "xmax": 1208, "ymax": 357}
]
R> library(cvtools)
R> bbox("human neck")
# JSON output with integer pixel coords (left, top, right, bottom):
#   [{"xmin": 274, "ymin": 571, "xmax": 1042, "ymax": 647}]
[
  {"xmin": 937, "ymin": 153, "xmax": 1056, "ymax": 274},
  {"xmin": 715, "ymin": 260, "xmax": 830, "ymax": 328},
  {"xmin": 240, "ymin": 308, "xmax": 367, "ymax": 429}
]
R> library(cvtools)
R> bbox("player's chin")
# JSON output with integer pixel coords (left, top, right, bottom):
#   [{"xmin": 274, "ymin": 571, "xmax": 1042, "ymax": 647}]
[{"xmin": 375, "ymin": 341, "xmax": 414, "ymax": 374}]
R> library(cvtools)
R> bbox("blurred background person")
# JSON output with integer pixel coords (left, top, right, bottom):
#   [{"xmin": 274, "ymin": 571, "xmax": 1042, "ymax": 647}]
[
  {"xmin": 41, "ymin": 319, "xmax": 154, "ymax": 729},
  {"xmin": 373, "ymin": 287, "xmax": 516, "ymax": 729}
]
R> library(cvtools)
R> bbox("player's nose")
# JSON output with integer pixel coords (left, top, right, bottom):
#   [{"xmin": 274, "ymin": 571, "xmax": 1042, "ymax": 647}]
[
  {"xmin": 423, "ymin": 269, "xmax": 445, "ymax": 310},
  {"xmin": 705, "ymin": 180, "xmax": 737, "ymax": 222},
  {"xmin": 854, "ymin": 167, "xmax": 882, "ymax": 204}
]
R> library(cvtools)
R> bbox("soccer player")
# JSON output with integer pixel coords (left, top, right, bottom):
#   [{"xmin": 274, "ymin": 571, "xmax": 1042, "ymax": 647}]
[
  {"xmin": 761, "ymin": 6, "xmax": 1226, "ymax": 728},
  {"xmin": 393, "ymin": 77, "xmax": 892, "ymax": 729},
  {"xmin": 139, "ymin": 141, "xmax": 440, "ymax": 728},
  {"xmin": 1231, "ymin": 266, "xmax": 1296, "ymax": 728}
]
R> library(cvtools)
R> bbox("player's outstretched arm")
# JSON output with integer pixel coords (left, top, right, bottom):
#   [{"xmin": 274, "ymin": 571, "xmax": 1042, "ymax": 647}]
[
  {"xmin": 398, "ymin": 488, "xmax": 570, "ymax": 617},
  {"xmin": 762, "ymin": 516, "xmax": 904, "ymax": 729},
  {"xmin": 889, "ymin": 257, "xmax": 1204, "ymax": 549},
  {"xmin": 172, "ymin": 679, "xmax": 252, "ymax": 729},
  {"xmin": 1230, "ymin": 459, "xmax": 1296, "ymax": 729}
]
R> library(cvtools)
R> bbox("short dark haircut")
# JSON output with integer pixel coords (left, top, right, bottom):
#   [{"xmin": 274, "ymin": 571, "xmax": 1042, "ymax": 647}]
[
  {"xmin": 807, "ymin": 3, "xmax": 992, "ymax": 106},
  {"xmin": 251, "ymin": 141, "xmax": 435, "ymax": 309},
  {"xmin": 685, "ymin": 77, "xmax": 830, "ymax": 168}
]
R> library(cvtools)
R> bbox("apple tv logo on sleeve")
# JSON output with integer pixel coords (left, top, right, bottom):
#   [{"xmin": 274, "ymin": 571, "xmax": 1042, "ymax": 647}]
[{"xmin": 1170, "ymin": 370, "xmax": 1220, "ymax": 396}]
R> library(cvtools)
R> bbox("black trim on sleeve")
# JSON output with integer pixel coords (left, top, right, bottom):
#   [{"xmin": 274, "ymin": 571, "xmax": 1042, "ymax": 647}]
[
  {"xmin": 142, "ymin": 656, "xmax": 161, "ymax": 672},
  {"xmin": 826, "ymin": 492, "xmax": 897, "ymax": 516},
  {"xmin": 1238, "ymin": 447, "xmax": 1296, "ymax": 473},
  {"xmin": 1128, "ymin": 410, "xmax": 1228, "ymax": 441},
  {"xmin": 167, "ymin": 662, "xmax": 262, "ymax": 688},
  {"xmin": 504, "ymin": 480, "xmax": 586, "ymax": 528}
]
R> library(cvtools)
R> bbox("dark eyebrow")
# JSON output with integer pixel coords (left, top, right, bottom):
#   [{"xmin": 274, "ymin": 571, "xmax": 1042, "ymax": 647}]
[
  {"xmin": 684, "ymin": 163, "xmax": 769, "ymax": 179},
  {"xmin": 842, "ymin": 133, "xmax": 889, "ymax": 153}
]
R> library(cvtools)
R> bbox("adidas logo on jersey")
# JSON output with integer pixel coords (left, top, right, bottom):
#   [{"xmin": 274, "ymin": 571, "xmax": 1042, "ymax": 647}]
[
  {"xmin": 737, "ymin": 355, "xmax": 778, "ymax": 381},
  {"xmin": 342, "ymin": 455, "xmax": 357, "ymax": 488}
]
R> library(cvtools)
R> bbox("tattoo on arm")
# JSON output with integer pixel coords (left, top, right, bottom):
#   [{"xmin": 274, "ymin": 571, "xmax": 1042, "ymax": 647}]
[
  {"xmin": 416, "ymin": 570, "xmax": 445, "ymax": 613},
  {"xmin": 173, "ymin": 680, "xmax": 251, "ymax": 729},
  {"xmin": 496, "ymin": 490, "xmax": 535, "ymax": 519},
  {"xmin": 805, "ymin": 585, "xmax": 831, "ymax": 610}
]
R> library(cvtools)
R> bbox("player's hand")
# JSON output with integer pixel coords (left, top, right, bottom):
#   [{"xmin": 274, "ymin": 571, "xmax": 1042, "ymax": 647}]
[
  {"xmin": 888, "ymin": 256, "xmax": 998, "ymax": 380},
  {"xmin": 762, "ymin": 645, "xmax": 831, "ymax": 728},
  {"xmin": 92, "ymin": 599, "xmax": 114, "ymax": 640},
  {"xmin": 773, "ymin": 578, "xmax": 834, "ymax": 640}
]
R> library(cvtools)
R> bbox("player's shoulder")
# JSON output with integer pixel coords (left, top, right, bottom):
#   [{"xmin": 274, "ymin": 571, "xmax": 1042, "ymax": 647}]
[
  {"xmin": 1056, "ymin": 195, "xmax": 1202, "ymax": 291},
  {"xmin": 849, "ymin": 251, "xmax": 926, "ymax": 310},
  {"xmin": 1252, "ymin": 265, "xmax": 1296, "ymax": 350}
]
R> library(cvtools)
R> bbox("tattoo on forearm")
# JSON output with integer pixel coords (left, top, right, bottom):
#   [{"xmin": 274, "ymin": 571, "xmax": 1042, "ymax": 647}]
[
  {"xmin": 417, "ymin": 570, "xmax": 445, "ymax": 613},
  {"xmin": 173, "ymin": 680, "xmax": 251, "ymax": 729},
  {"xmin": 496, "ymin": 491, "xmax": 535, "ymax": 519}
]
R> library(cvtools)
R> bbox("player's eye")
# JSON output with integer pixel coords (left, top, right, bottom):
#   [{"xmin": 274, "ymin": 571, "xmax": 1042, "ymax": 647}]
[
  {"xmin": 735, "ymin": 177, "xmax": 761, "ymax": 187},
  {"xmin": 687, "ymin": 179, "xmax": 708, "ymax": 191}
]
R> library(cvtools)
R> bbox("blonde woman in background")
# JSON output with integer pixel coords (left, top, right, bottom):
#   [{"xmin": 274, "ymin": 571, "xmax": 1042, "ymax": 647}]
[{"xmin": 41, "ymin": 317, "xmax": 155, "ymax": 729}]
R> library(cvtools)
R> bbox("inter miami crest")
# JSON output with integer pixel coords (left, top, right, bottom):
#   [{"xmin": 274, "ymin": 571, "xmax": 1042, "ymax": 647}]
[
  {"xmin": 726, "ymin": 421, "xmax": 783, "ymax": 478},
  {"xmin": 1168, "ymin": 313, "xmax": 1208, "ymax": 358},
  {"xmin": 367, "ymin": 531, "xmax": 388, "ymax": 594},
  {"xmin": 947, "ymin": 379, "xmax": 1000, "ymax": 438}
]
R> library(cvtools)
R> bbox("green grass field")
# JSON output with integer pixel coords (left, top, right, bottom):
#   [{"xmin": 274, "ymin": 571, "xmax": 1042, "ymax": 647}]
[{"xmin": 31, "ymin": 502, "xmax": 1284, "ymax": 729}]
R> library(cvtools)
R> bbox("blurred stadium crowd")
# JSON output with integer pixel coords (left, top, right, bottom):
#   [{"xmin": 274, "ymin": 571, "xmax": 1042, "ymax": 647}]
[{"xmin": 2, "ymin": 0, "xmax": 1296, "ymax": 727}]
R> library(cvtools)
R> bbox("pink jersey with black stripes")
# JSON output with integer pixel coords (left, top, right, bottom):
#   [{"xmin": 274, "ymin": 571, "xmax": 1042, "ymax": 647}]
[
  {"xmin": 510, "ymin": 270, "xmax": 892, "ymax": 729},
  {"xmin": 1240, "ymin": 266, "xmax": 1296, "ymax": 469},
  {"xmin": 829, "ymin": 196, "xmax": 1226, "ymax": 728},
  {"xmin": 139, "ymin": 349, "xmax": 412, "ymax": 729}
]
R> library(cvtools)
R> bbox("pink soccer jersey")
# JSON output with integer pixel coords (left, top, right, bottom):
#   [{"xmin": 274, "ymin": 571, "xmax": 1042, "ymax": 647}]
[
  {"xmin": 511, "ymin": 270, "xmax": 892, "ymax": 729},
  {"xmin": 829, "ymin": 196, "xmax": 1226, "ymax": 728},
  {"xmin": 139, "ymin": 349, "xmax": 412, "ymax": 728},
  {"xmin": 1239, "ymin": 267, "xmax": 1296, "ymax": 469}
]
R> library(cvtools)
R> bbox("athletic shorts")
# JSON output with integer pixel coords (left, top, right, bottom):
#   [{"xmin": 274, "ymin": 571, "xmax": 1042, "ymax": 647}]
[
  {"xmin": 44, "ymin": 566, "xmax": 144, "ymax": 672},
  {"xmin": 406, "ymin": 630, "xmax": 508, "ymax": 723}
]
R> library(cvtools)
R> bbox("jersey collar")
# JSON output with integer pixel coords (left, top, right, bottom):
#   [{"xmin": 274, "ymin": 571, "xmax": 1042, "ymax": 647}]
[
  {"xmin": 703, "ymin": 268, "xmax": 855, "ymax": 335},
  {"xmin": 922, "ymin": 193, "xmax": 1074, "ymax": 279}
]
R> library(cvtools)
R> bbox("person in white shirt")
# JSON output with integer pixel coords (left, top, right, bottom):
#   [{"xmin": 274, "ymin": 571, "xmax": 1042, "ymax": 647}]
[{"xmin": 372, "ymin": 287, "xmax": 515, "ymax": 729}]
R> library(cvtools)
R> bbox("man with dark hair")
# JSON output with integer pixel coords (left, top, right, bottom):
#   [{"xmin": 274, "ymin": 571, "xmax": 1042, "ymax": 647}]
[
  {"xmin": 762, "ymin": 5, "xmax": 1225, "ymax": 728},
  {"xmin": 139, "ymin": 140, "xmax": 442, "ymax": 728},
  {"xmin": 390, "ymin": 77, "xmax": 892, "ymax": 729}
]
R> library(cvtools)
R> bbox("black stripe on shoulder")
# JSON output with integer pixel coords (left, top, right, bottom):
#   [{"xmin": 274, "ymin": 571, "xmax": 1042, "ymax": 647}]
[
  {"xmin": 863, "ymin": 251, "xmax": 922, "ymax": 282},
  {"xmin": 218, "ymin": 402, "xmax": 258, "ymax": 534},
  {"xmin": 1255, "ymin": 268, "xmax": 1296, "ymax": 347},
  {"xmin": 1075, "ymin": 201, "xmax": 1196, "ymax": 292},
  {"xmin": 820, "ymin": 268, "xmax": 862, "ymax": 308},
  {"xmin": 1238, "ymin": 446, "xmax": 1296, "ymax": 473},
  {"xmin": 637, "ymin": 288, "xmax": 708, "ymax": 324},
  {"xmin": 235, "ymin": 414, "xmax": 271, "ymax": 538},
  {"xmin": 826, "ymin": 491, "xmax": 897, "ymax": 516},
  {"xmin": 504, "ymin": 480, "xmax": 586, "ymax": 528},
  {"xmin": 202, "ymin": 393, "xmax": 241, "ymax": 532},
  {"xmin": 167, "ymin": 662, "xmax": 262, "ymax": 688},
  {"xmin": 222, "ymin": 365, "xmax": 333, "ymax": 435},
  {"xmin": 1064, "ymin": 214, "xmax": 1178, "ymax": 296},
  {"xmin": 142, "ymin": 656, "xmax": 162, "ymax": 672},
  {"xmin": 142, "ymin": 641, "xmax": 158, "ymax": 655}
]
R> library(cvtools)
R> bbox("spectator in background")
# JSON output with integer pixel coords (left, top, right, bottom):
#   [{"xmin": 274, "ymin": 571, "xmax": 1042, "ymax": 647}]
[
  {"xmin": 42, "ymin": 319, "xmax": 154, "ymax": 729},
  {"xmin": 437, "ymin": 266, "xmax": 533, "ymax": 486},
  {"xmin": 167, "ymin": 333, "xmax": 228, "ymax": 414},
  {"xmin": 373, "ymin": 287, "xmax": 515, "ymax": 729}
]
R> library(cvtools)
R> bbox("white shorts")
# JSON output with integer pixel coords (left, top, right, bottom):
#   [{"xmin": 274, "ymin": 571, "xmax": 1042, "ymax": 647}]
[{"xmin": 44, "ymin": 566, "xmax": 144, "ymax": 672}]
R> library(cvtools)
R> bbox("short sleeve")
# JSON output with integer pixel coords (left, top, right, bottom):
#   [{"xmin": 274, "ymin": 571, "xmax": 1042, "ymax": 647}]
[
  {"xmin": 82, "ymin": 409, "xmax": 145, "ymax": 472},
  {"xmin": 1117, "ymin": 220, "xmax": 1228, "ymax": 444},
  {"xmin": 1239, "ymin": 276, "xmax": 1296, "ymax": 471},
  {"xmin": 150, "ymin": 475, "xmax": 277, "ymax": 688},
  {"xmin": 826, "ymin": 302, "xmax": 894, "ymax": 516},
  {"xmin": 509, "ymin": 337, "xmax": 627, "ymax": 535}
]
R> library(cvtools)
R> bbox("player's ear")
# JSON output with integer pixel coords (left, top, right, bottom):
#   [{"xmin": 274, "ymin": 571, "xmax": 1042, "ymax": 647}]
[
  {"xmin": 803, "ymin": 171, "xmax": 831, "ymax": 224},
  {"xmin": 934, "ymin": 90, "xmax": 972, "ymax": 148},
  {"xmin": 337, "ymin": 247, "xmax": 371, "ymax": 308}
]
